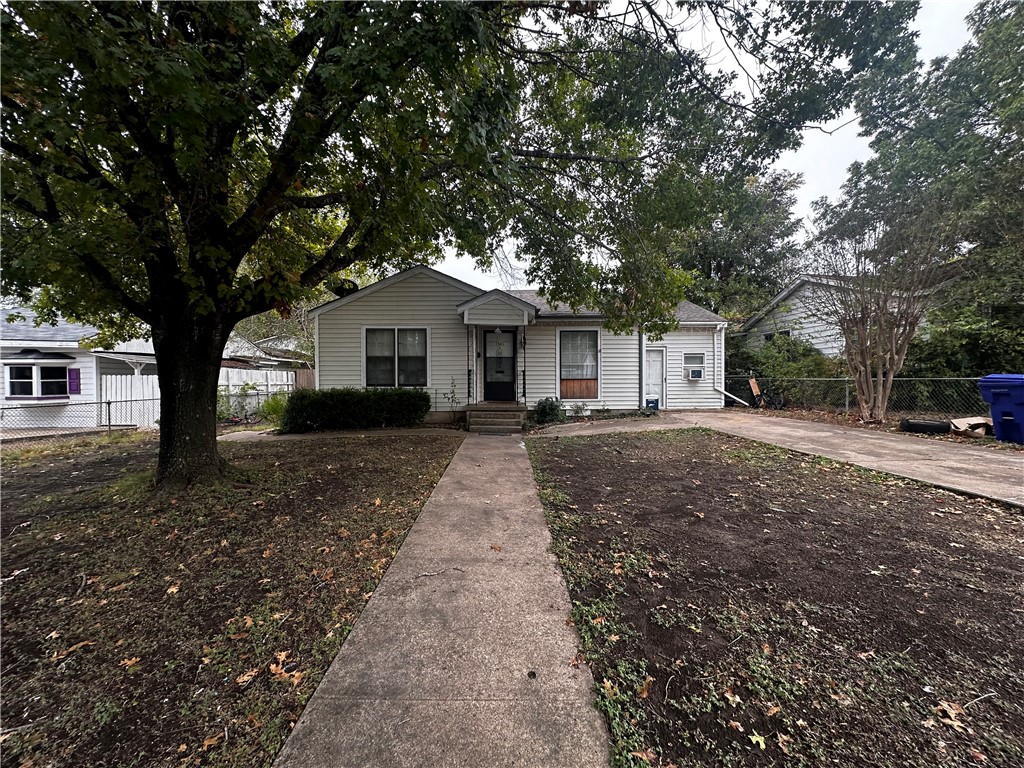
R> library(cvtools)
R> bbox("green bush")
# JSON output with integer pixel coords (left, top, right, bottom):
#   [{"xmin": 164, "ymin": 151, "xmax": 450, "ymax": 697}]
[
  {"xmin": 534, "ymin": 397, "xmax": 566, "ymax": 425},
  {"xmin": 280, "ymin": 388, "xmax": 431, "ymax": 433},
  {"xmin": 257, "ymin": 391, "xmax": 290, "ymax": 424}
]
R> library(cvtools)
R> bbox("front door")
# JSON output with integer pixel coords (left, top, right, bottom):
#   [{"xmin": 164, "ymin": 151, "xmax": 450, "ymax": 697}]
[
  {"xmin": 645, "ymin": 348, "xmax": 665, "ymax": 408},
  {"xmin": 483, "ymin": 330, "xmax": 516, "ymax": 401}
]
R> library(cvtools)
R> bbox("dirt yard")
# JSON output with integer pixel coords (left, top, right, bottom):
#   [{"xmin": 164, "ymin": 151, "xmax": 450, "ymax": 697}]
[
  {"xmin": 0, "ymin": 432, "xmax": 463, "ymax": 768},
  {"xmin": 529, "ymin": 429, "xmax": 1023, "ymax": 768}
]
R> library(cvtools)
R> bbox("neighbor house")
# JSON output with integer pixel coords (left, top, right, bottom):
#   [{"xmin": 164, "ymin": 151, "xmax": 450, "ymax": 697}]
[
  {"xmin": 310, "ymin": 266, "xmax": 729, "ymax": 426},
  {"xmin": 1, "ymin": 309, "xmax": 298, "ymax": 436},
  {"xmin": 738, "ymin": 275, "xmax": 846, "ymax": 356}
]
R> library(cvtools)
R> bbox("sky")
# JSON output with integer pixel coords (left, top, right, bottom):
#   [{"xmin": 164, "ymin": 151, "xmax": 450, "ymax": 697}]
[{"xmin": 439, "ymin": 0, "xmax": 977, "ymax": 291}]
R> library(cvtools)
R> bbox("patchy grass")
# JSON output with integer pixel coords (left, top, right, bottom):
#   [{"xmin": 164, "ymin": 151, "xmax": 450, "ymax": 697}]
[
  {"xmin": 529, "ymin": 429, "xmax": 1023, "ymax": 768},
  {"xmin": 1, "ymin": 432, "xmax": 463, "ymax": 767}
]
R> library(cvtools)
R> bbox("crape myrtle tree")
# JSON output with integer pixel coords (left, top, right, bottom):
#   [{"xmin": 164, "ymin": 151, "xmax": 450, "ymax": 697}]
[
  {"xmin": 855, "ymin": 0, "xmax": 1024, "ymax": 375},
  {"xmin": 1, "ymin": 1, "xmax": 918, "ymax": 486},
  {"xmin": 809, "ymin": 190, "xmax": 960, "ymax": 423}
]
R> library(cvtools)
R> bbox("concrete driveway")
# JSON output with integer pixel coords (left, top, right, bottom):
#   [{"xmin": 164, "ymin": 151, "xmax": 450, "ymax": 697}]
[{"xmin": 539, "ymin": 411, "xmax": 1024, "ymax": 508}]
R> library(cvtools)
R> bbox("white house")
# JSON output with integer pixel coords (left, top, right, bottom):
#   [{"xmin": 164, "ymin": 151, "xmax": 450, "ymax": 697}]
[
  {"xmin": 739, "ymin": 275, "xmax": 846, "ymax": 356},
  {"xmin": 1, "ymin": 309, "xmax": 297, "ymax": 437},
  {"xmin": 311, "ymin": 266, "xmax": 729, "ymax": 426}
]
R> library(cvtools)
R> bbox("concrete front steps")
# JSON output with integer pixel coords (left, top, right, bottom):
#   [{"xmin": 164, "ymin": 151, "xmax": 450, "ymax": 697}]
[{"xmin": 465, "ymin": 402, "xmax": 527, "ymax": 433}]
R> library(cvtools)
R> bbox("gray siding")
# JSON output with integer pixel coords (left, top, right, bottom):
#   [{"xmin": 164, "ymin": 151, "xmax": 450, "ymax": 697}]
[
  {"xmin": 749, "ymin": 284, "xmax": 844, "ymax": 356},
  {"xmin": 522, "ymin": 326, "xmax": 723, "ymax": 410},
  {"xmin": 465, "ymin": 300, "xmax": 528, "ymax": 327},
  {"xmin": 317, "ymin": 272, "xmax": 477, "ymax": 409}
]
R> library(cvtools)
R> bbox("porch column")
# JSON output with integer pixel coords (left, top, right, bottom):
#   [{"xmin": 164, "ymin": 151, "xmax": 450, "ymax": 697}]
[{"xmin": 521, "ymin": 325, "xmax": 527, "ymax": 404}]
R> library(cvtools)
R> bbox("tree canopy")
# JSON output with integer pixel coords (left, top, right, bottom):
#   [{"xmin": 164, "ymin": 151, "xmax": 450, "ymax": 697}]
[{"xmin": 1, "ymin": 0, "xmax": 919, "ymax": 484}]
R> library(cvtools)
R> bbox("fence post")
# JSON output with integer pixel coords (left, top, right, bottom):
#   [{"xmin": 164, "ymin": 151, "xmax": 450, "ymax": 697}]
[
  {"xmin": 844, "ymin": 380, "xmax": 850, "ymax": 415},
  {"xmin": 106, "ymin": 400, "xmax": 112, "ymax": 433}
]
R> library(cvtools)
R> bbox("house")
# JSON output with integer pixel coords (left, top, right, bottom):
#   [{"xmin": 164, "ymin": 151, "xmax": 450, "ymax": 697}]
[
  {"xmin": 738, "ymin": 275, "xmax": 846, "ymax": 356},
  {"xmin": 1, "ymin": 308, "xmax": 297, "ymax": 437},
  {"xmin": 310, "ymin": 265, "xmax": 729, "ymax": 426},
  {"xmin": 0, "ymin": 308, "xmax": 162, "ymax": 433}
]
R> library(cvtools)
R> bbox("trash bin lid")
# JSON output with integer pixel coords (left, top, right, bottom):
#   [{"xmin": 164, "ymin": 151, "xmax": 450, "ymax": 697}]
[{"xmin": 978, "ymin": 373, "xmax": 1024, "ymax": 386}]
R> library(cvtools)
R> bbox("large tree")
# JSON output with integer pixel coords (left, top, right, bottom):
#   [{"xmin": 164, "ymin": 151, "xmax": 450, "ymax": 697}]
[
  {"xmin": 849, "ymin": 0, "xmax": 1024, "ymax": 376},
  {"xmin": 2, "ymin": 1, "xmax": 918, "ymax": 485}
]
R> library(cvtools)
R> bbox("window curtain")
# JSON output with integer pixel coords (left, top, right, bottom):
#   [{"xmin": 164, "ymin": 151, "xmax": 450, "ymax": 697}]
[
  {"xmin": 397, "ymin": 330, "xmax": 427, "ymax": 387},
  {"xmin": 560, "ymin": 331, "xmax": 598, "ymax": 379}
]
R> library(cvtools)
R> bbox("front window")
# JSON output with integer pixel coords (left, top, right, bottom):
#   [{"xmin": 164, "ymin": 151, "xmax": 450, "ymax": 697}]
[
  {"xmin": 365, "ymin": 328, "xmax": 427, "ymax": 387},
  {"xmin": 8, "ymin": 366, "xmax": 33, "ymax": 396},
  {"xmin": 40, "ymin": 366, "xmax": 69, "ymax": 396},
  {"xmin": 560, "ymin": 330, "xmax": 598, "ymax": 399},
  {"xmin": 5, "ymin": 364, "xmax": 73, "ymax": 398}
]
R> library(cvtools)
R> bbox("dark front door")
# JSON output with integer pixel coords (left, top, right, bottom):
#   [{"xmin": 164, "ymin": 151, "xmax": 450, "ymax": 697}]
[{"xmin": 483, "ymin": 330, "xmax": 516, "ymax": 401}]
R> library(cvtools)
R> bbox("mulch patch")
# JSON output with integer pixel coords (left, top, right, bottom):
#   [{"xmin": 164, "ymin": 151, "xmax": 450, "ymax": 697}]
[
  {"xmin": 529, "ymin": 429, "xmax": 1023, "ymax": 768},
  {"xmin": 0, "ymin": 432, "xmax": 463, "ymax": 767}
]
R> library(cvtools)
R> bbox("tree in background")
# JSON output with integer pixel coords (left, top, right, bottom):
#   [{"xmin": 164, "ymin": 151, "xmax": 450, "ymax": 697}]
[
  {"xmin": 850, "ymin": 0, "xmax": 1024, "ymax": 377},
  {"xmin": 808, "ymin": 195, "xmax": 959, "ymax": 422},
  {"xmin": 2, "ymin": 1, "xmax": 918, "ymax": 485}
]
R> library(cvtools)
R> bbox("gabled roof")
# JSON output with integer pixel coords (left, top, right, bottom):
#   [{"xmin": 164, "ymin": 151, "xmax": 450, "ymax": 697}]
[
  {"xmin": 1, "ymin": 308, "xmax": 98, "ymax": 345},
  {"xmin": 308, "ymin": 265, "xmax": 483, "ymax": 317},
  {"xmin": 308, "ymin": 266, "xmax": 725, "ymax": 326},
  {"xmin": 739, "ymin": 275, "xmax": 844, "ymax": 332},
  {"xmin": 456, "ymin": 289, "xmax": 538, "ymax": 318}
]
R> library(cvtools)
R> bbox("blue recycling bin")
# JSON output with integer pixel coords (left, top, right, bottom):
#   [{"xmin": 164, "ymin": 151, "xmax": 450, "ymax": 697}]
[{"xmin": 978, "ymin": 374, "xmax": 1024, "ymax": 445}]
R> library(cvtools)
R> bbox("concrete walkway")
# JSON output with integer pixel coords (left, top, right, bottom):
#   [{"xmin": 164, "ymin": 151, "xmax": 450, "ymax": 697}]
[
  {"xmin": 274, "ymin": 434, "xmax": 609, "ymax": 768},
  {"xmin": 540, "ymin": 411, "xmax": 1024, "ymax": 507}
]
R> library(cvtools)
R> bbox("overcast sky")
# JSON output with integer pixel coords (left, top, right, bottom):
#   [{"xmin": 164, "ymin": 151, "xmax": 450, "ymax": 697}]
[{"xmin": 440, "ymin": 0, "xmax": 977, "ymax": 290}]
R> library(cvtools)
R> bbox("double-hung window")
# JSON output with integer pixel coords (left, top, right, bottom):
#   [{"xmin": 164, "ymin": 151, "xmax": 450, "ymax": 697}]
[
  {"xmin": 365, "ymin": 328, "xmax": 427, "ymax": 387},
  {"xmin": 4, "ymin": 359, "xmax": 79, "ymax": 399},
  {"xmin": 559, "ymin": 330, "xmax": 598, "ymax": 399}
]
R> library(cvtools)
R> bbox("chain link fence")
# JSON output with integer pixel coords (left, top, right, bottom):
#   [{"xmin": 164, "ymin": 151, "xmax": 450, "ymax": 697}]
[
  {"xmin": 0, "ymin": 398, "xmax": 161, "ymax": 448},
  {"xmin": 724, "ymin": 377, "xmax": 989, "ymax": 419}
]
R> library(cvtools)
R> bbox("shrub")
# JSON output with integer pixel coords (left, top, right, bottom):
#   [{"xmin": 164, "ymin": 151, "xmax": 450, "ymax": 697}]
[
  {"xmin": 534, "ymin": 397, "xmax": 566, "ymax": 425},
  {"xmin": 280, "ymin": 388, "xmax": 431, "ymax": 433},
  {"xmin": 257, "ymin": 391, "xmax": 290, "ymax": 424}
]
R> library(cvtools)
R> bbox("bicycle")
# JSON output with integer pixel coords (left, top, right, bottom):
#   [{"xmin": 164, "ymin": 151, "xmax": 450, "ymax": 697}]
[{"xmin": 749, "ymin": 377, "xmax": 785, "ymax": 409}]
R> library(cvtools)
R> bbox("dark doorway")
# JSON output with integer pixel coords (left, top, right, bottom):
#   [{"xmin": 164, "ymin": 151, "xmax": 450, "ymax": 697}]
[{"xmin": 483, "ymin": 330, "xmax": 516, "ymax": 401}]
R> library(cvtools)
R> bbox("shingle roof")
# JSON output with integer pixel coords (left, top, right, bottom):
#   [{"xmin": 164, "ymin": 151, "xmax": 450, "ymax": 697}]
[
  {"xmin": 506, "ymin": 291, "xmax": 724, "ymax": 324},
  {"xmin": 0, "ymin": 308, "xmax": 98, "ymax": 344}
]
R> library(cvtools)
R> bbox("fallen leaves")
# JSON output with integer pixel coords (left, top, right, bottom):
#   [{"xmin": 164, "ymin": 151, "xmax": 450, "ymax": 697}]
[
  {"xmin": 119, "ymin": 657, "xmax": 141, "ymax": 668},
  {"xmin": 723, "ymin": 686, "xmax": 742, "ymax": 707},
  {"xmin": 165, "ymin": 583, "xmax": 180, "ymax": 595},
  {"xmin": 749, "ymin": 731, "xmax": 766, "ymax": 750},
  {"xmin": 638, "ymin": 675, "xmax": 654, "ymax": 699},
  {"xmin": 236, "ymin": 667, "xmax": 260, "ymax": 686},
  {"xmin": 50, "ymin": 640, "xmax": 95, "ymax": 662},
  {"xmin": 201, "ymin": 733, "xmax": 222, "ymax": 751},
  {"xmin": 934, "ymin": 700, "xmax": 971, "ymax": 733}
]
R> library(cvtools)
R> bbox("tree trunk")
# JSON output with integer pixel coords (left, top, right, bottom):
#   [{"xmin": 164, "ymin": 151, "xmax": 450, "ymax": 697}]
[{"xmin": 152, "ymin": 314, "xmax": 233, "ymax": 487}]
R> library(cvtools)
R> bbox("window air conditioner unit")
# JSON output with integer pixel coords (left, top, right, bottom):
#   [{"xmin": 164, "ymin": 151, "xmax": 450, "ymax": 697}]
[{"xmin": 687, "ymin": 368, "xmax": 704, "ymax": 380}]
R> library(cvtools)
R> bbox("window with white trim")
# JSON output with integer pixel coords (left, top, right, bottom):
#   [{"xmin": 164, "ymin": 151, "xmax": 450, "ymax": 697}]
[
  {"xmin": 365, "ymin": 328, "xmax": 427, "ymax": 387},
  {"xmin": 683, "ymin": 353, "xmax": 705, "ymax": 381},
  {"xmin": 559, "ymin": 330, "xmax": 598, "ymax": 399},
  {"xmin": 4, "ymin": 364, "xmax": 79, "ymax": 398}
]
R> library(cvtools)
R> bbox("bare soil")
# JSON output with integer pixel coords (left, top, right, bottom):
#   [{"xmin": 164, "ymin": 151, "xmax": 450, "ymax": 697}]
[
  {"xmin": 529, "ymin": 429, "xmax": 1023, "ymax": 768},
  {"xmin": 0, "ymin": 432, "xmax": 463, "ymax": 767}
]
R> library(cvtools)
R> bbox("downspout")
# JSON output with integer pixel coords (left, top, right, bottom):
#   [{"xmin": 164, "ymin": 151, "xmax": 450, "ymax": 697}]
[
  {"xmin": 711, "ymin": 323, "xmax": 749, "ymax": 406},
  {"xmin": 638, "ymin": 329, "xmax": 644, "ymax": 409}
]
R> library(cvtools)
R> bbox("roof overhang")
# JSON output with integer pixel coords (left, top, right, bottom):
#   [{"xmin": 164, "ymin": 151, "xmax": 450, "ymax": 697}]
[
  {"xmin": 457, "ymin": 290, "xmax": 537, "ymax": 325},
  {"xmin": 309, "ymin": 265, "xmax": 484, "ymax": 318},
  {"xmin": 1, "ymin": 348, "xmax": 77, "ymax": 362}
]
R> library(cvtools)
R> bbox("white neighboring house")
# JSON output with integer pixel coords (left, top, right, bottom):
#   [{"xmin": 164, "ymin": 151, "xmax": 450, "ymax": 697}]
[
  {"xmin": 311, "ymin": 265, "xmax": 729, "ymax": 422},
  {"xmin": 739, "ymin": 275, "xmax": 847, "ymax": 356},
  {"xmin": 1, "ymin": 309, "xmax": 298, "ymax": 435},
  {"xmin": 0, "ymin": 308, "xmax": 157, "ymax": 431}
]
